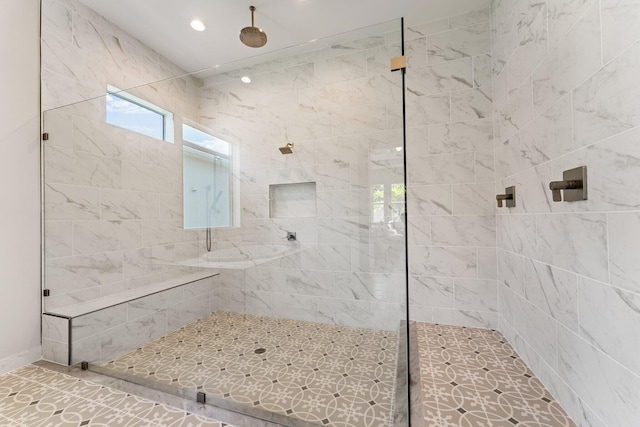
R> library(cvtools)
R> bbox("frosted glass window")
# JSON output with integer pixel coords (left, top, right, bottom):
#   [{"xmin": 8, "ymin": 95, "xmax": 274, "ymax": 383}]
[
  {"xmin": 183, "ymin": 125, "xmax": 233, "ymax": 229},
  {"xmin": 183, "ymin": 124, "xmax": 230, "ymax": 156}
]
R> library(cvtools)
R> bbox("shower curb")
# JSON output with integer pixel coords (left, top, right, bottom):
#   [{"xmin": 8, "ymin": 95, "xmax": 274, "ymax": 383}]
[
  {"xmin": 408, "ymin": 322, "xmax": 425, "ymax": 427},
  {"xmin": 34, "ymin": 360, "xmax": 296, "ymax": 427}
]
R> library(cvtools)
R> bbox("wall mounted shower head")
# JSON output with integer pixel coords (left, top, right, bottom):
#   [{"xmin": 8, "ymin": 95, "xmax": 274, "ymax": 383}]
[
  {"xmin": 240, "ymin": 6, "xmax": 267, "ymax": 48},
  {"xmin": 279, "ymin": 143, "xmax": 294, "ymax": 154}
]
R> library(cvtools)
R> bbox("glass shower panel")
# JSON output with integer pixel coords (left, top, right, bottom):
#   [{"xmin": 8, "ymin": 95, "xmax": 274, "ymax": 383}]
[{"xmin": 42, "ymin": 18, "xmax": 408, "ymax": 427}]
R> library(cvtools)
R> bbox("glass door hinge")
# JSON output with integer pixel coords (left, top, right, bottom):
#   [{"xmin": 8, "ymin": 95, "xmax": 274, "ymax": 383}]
[
  {"xmin": 43, "ymin": 289, "xmax": 50, "ymax": 297},
  {"xmin": 42, "ymin": 133, "xmax": 49, "ymax": 141},
  {"xmin": 390, "ymin": 56, "xmax": 407, "ymax": 71}
]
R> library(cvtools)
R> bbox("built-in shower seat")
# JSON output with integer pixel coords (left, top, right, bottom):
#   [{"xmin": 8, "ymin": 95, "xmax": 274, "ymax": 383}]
[{"xmin": 42, "ymin": 269, "xmax": 219, "ymax": 367}]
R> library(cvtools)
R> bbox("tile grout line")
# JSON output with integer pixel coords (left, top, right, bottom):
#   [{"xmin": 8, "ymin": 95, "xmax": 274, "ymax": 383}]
[{"xmin": 99, "ymin": 311, "xmax": 398, "ymax": 426}]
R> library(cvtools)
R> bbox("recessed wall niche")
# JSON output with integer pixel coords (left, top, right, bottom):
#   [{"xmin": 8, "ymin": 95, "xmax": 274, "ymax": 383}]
[{"xmin": 269, "ymin": 182, "xmax": 317, "ymax": 218}]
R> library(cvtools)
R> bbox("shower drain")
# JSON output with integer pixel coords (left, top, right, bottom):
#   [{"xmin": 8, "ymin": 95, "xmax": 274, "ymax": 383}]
[{"xmin": 254, "ymin": 348, "xmax": 266, "ymax": 354}]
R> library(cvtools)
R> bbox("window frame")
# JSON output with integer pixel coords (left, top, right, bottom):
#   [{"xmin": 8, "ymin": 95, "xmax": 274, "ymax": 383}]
[
  {"xmin": 182, "ymin": 123, "xmax": 230, "ymax": 161},
  {"xmin": 106, "ymin": 84, "xmax": 175, "ymax": 143},
  {"xmin": 181, "ymin": 121, "xmax": 238, "ymax": 230}
]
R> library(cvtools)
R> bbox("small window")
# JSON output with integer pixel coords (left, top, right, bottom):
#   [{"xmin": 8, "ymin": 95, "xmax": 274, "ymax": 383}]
[
  {"xmin": 105, "ymin": 85, "xmax": 174, "ymax": 142},
  {"xmin": 183, "ymin": 125, "xmax": 230, "ymax": 156},
  {"xmin": 183, "ymin": 124, "xmax": 234, "ymax": 229},
  {"xmin": 372, "ymin": 183, "xmax": 405, "ymax": 224}
]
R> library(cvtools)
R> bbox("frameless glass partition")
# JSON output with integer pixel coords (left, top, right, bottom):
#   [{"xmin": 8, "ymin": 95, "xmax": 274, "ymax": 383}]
[{"xmin": 42, "ymin": 18, "xmax": 409, "ymax": 426}]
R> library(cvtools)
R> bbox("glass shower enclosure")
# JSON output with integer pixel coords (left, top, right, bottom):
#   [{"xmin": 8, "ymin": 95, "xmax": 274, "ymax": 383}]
[{"xmin": 41, "ymin": 18, "xmax": 409, "ymax": 426}]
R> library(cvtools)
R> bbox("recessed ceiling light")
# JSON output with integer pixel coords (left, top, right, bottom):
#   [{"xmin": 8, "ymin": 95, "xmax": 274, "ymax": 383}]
[
  {"xmin": 190, "ymin": 19, "xmax": 206, "ymax": 31},
  {"xmin": 395, "ymin": 146, "xmax": 403, "ymax": 152},
  {"xmin": 241, "ymin": 76, "xmax": 251, "ymax": 83}
]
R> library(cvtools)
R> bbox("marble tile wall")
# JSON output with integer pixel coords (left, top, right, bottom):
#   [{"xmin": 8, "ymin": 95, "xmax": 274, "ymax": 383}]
[
  {"xmin": 404, "ymin": 9, "xmax": 497, "ymax": 328},
  {"xmin": 70, "ymin": 275, "xmax": 218, "ymax": 365},
  {"xmin": 42, "ymin": 4, "xmax": 496, "ymax": 332},
  {"xmin": 492, "ymin": 0, "xmax": 640, "ymax": 426},
  {"xmin": 41, "ymin": 0, "xmax": 190, "ymax": 111},
  {"xmin": 197, "ymin": 24, "xmax": 408, "ymax": 331},
  {"xmin": 41, "ymin": 276, "xmax": 218, "ymax": 366},
  {"xmin": 42, "ymin": 0, "xmax": 207, "ymax": 313},
  {"xmin": 42, "ymin": 315, "xmax": 69, "ymax": 365}
]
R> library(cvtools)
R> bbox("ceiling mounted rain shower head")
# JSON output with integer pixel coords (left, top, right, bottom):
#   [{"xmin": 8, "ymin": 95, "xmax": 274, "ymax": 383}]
[
  {"xmin": 279, "ymin": 143, "xmax": 294, "ymax": 154},
  {"xmin": 240, "ymin": 6, "xmax": 267, "ymax": 48}
]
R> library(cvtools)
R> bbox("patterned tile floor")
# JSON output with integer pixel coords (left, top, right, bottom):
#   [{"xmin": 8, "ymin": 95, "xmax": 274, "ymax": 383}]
[
  {"xmin": 103, "ymin": 312, "xmax": 398, "ymax": 427},
  {"xmin": 0, "ymin": 320, "xmax": 579, "ymax": 427},
  {"xmin": 0, "ymin": 364, "xmax": 226, "ymax": 426},
  {"xmin": 415, "ymin": 322, "xmax": 577, "ymax": 427}
]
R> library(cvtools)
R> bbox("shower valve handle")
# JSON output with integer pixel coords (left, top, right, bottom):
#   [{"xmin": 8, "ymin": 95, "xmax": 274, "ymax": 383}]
[
  {"xmin": 496, "ymin": 186, "xmax": 516, "ymax": 208},
  {"xmin": 549, "ymin": 180, "xmax": 583, "ymax": 202},
  {"xmin": 548, "ymin": 166, "xmax": 588, "ymax": 203}
]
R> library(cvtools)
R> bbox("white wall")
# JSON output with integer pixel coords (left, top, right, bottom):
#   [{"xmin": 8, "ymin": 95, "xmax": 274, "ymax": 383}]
[
  {"xmin": 492, "ymin": 1, "xmax": 640, "ymax": 426},
  {"xmin": 0, "ymin": 0, "xmax": 42, "ymax": 374}
]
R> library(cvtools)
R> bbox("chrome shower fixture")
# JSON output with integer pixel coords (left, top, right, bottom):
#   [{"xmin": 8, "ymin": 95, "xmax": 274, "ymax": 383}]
[
  {"xmin": 240, "ymin": 6, "xmax": 267, "ymax": 48},
  {"xmin": 279, "ymin": 143, "xmax": 294, "ymax": 154}
]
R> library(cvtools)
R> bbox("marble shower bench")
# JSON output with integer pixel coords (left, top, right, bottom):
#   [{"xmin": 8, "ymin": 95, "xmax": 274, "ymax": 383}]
[{"xmin": 42, "ymin": 270, "xmax": 219, "ymax": 366}]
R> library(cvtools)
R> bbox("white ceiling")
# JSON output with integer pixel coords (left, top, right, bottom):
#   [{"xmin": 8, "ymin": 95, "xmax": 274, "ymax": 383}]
[{"xmin": 80, "ymin": 0, "xmax": 492, "ymax": 73}]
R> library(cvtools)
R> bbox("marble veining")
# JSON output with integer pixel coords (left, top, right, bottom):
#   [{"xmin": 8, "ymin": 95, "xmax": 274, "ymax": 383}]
[
  {"xmin": 409, "ymin": 246, "xmax": 477, "ymax": 278},
  {"xmin": 406, "ymin": 58, "xmax": 473, "ymax": 97},
  {"xmin": 428, "ymin": 119, "xmax": 493, "ymax": 155},
  {"xmin": 407, "ymin": 185, "xmax": 452, "ymax": 216},
  {"xmin": 536, "ymin": 213, "xmax": 609, "ymax": 282},
  {"xmin": 427, "ymin": 23, "xmax": 491, "ymax": 64},
  {"xmin": 557, "ymin": 325, "xmax": 640, "ymax": 426},
  {"xmin": 532, "ymin": 2, "xmax": 602, "ymax": 115},
  {"xmin": 507, "ymin": 4, "xmax": 548, "ymax": 92},
  {"xmin": 578, "ymin": 276, "xmax": 640, "ymax": 377},
  {"xmin": 431, "ymin": 215, "xmax": 496, "ymax": 247},
  {"xmin": 523, "ymin": 259, "xmax": 578, "ymax": 332},
  {"xmin": 497, "ymin": 249, "xmax": 525, "ymax": 296},
  {"xmin": 573, "ymin": 41, "xmax": 640, "ymax": 148},
  {"xmin": 491, "ymin": 1, "xmax": 640, "ymax": 426},
  {"xmin": 451, "ymin": 87, "xmax": 493, "ymax": 122},
  {"xmin": 454, "ymin": 278, "xmax": 498, "ymax": 312},
  {"xmin": 409, "ymin": 276, "xmax": 454, "ymax": 309}
]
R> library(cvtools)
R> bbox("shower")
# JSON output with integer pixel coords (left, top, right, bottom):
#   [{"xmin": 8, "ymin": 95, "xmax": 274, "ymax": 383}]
[
  {"xmin": 239, "ymin": 5, "xmax": 267, "ymax": 48},
  {"xmin": 41, "ymin": 11, "xmax": 408, "ymax": 427},
  {"xmin": 278, "ymin": 142, "xmax": 294, "ymax": 154}
]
